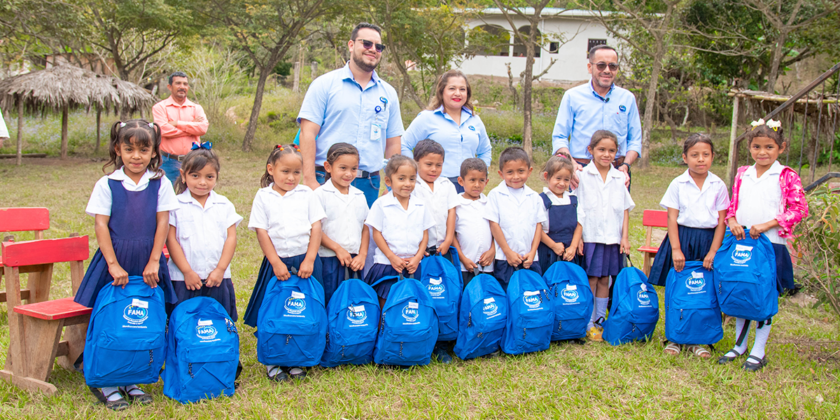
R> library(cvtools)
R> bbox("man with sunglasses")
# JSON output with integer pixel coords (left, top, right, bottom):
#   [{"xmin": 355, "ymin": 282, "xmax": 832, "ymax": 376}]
[
  {"xmin": 297, "ymin": 22, "xmax": 404, "ymax": 208},
  {"xmin": 551, "ymin": 45, "xmax": 642, "ymax": 190}
]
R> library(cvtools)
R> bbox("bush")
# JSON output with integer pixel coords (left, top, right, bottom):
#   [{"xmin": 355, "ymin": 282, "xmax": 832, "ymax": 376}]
[{"xmin": 793, "ymin": 186, "xmax": 840, "ymax": 318}]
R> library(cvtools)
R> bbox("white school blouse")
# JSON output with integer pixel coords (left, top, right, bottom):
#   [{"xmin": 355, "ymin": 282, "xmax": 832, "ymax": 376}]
[
  {"xmin": 168, "ymin": 190, "xmax": 243, "ymax": 280},
  {"xmin": 314, "ymin": 179, "xmax": 370, "ymax": 257},
  {"xmin": 85, "ymin": 168, "xmax": 179, "ymax": 216},
  {"xmin": 248, "ymin": 184, "xmax": 326, "ymax": 258},
  {"xmin": 575, "ymin": 163, "xmax": 635, "ymax": 244},
  {"xmin": 735, "ymin": 161, "xmax": 784, "ymax": 245},
  {"xmin": 454, "ymin": 193, "xmax": 493, "ymax": 273},
  {"xmin": 412, "ymin": 176, "xmax": 459, "ymax": 248},
  {"xmin": 365, "ymin": 192, "xmax": 435, "ymax": 265},
  {"xmin": 484, "ymin": 182, "xmax": 547, "ymax": 261},
  {"xmin": 659, "ymin": 170, "xmax": 730, "ymax": 229}
]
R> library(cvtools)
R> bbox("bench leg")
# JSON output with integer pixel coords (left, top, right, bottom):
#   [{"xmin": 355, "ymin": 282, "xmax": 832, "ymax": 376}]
[
  {"xmin": 21, "ymin": 317, "xmax": 64, "ymax": 382},
  {"xmin": 643, "ymin": 253, "xmax": 652, "ymax": 277},
  {"xmin": 0, "ymin": 370, "xmax": 57, "ymax": 395},
  {"xmin": 56, "ymin": 315, "xmax": 89, "ymax": 371}
]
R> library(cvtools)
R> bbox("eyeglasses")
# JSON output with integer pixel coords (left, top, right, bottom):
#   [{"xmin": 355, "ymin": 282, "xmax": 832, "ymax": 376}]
[
  {"xmin": 356, "ymin": 39, "xmax": 386, "ymax": 53},
  {"xmin": 592, "ymin": 62, "xmax": 619, "ymax": 72}
]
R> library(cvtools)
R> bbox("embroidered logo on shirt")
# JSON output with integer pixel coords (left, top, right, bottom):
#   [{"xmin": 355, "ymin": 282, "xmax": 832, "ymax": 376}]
[
  {"xmin": 619, "ymin": 105, "xmax": 627, "ymax": 112},
  {"xmin": 469, "ymin": 125, "xmax": 476, "ymax": 131}
]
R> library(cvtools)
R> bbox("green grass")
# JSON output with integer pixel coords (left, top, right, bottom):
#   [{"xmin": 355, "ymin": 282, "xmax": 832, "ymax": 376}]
[{"xmin": 2, "ymin": 151, "xmax": 840, "ymax": 419}]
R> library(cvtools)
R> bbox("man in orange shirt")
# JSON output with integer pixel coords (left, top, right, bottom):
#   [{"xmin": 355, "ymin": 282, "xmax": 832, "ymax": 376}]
[{"xmin": 152, "ymin": 71, "xmax": 210, "ymax": 182}]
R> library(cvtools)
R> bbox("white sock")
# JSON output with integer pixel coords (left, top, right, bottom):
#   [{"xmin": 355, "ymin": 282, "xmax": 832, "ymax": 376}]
[
  {"xmin": 725, "ymin": 317, "xmax": 751, "ymax": 357},
  {"xmin": 119, "ymin": 384, "xmax": 144, "ymax": 396},
  {"xmin": 101, "ymin": 386, "xmax": 122, "ymax": 402},
  {"xmin": 595, "ymin": 298, "xmax": 609, "ymax": 324},
  {"xmin": 266, "ymin": 364, "xmax": 279, "ymax": 375},
  {"xmin": 588, "ymin": 301, "xmax": 597, "ymax": 330},
  {"xmin": 749, "ymin": 319, "xmax": 773, "ymax": 360}
]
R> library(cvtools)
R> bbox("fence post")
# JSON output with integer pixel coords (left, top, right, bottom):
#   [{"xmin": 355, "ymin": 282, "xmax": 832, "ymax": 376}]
[{"xmin": 726, "ymin": 95, "xmax": 740, "ymax": 188}]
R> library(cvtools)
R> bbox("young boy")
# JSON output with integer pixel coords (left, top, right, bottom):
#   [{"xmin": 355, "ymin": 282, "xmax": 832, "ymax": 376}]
[
  {"xmin": 454, "ymin": 158, "xmax": 495, "ymax": 286},
  {"xmin": 412, "ymin": 139, "xmax": 459, "ymax": 256},
  {"xmin": 484, "ymin": 146, "xmax": 546, "ymax": 289}
]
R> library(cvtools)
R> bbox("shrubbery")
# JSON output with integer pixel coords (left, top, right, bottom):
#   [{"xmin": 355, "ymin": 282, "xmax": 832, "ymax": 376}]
[{"xmin": 793, "ymin": 186, "xmax": 840, "ymax": 318}]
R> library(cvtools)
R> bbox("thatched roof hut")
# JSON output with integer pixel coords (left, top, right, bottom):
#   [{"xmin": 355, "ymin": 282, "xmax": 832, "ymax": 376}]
[{"xmin": 0, "ymin": 64, "xmax": 156, "ymax": 163}]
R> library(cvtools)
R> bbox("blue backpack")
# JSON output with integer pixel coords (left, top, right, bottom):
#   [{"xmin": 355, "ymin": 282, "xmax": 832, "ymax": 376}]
[
  {"xmin": 543, "ymin": 261, "xmax": 594, "ymax": 341},
  {"xmin": 321, "ymin": 275, "xmax": 380, "ymax": 367},
  {"xmin": 418, "ymin": 254, "xmax": 462, "ymax": 341},
  {"xmin": 714, "ymin": 228, "xmax": 778, "ymax": 321},
  {"xmin": 256, "ymin": 272, "xmax": 327, "ymax": 367},
  {"xmin": 372, "ymin": 274, "xmax": 439, "ymax": 366},
  {"xmin": 602, "ymin": 264, "xmax": 660, "ymax": 345},
  {"xmin": 502, "ymin": 269, "xmax": 553, "ymax": 355},
  {"xmin": 453, "ymin": 272, "xmax": 508, "ymax": 360},
  {"xmin": 664, "ymin": 262, "xmax": 722, "ymax": 345},
  {"xmin": 83, "ymin": 276, "xmax": 166, "ymax": 388},
  {"xmin": 163, "ymin": 297, "xmax": 239, "ymax": 404}
]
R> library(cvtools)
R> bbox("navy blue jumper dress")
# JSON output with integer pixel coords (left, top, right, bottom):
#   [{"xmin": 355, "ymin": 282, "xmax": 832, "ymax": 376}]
[{"xmin": 537, "ymin": 192, "xmax": 584, "ymax": 273}]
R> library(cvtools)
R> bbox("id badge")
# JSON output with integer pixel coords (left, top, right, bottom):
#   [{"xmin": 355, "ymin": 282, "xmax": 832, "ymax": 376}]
[{"xmin": 370, "ymin": 123, "xmax": 382, "ymax": 140}]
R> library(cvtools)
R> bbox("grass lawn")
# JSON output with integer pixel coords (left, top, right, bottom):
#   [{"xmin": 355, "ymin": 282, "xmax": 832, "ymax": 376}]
[{"xmin": 1, "ymin": 151, "xmax": 839, "ymax": 419}]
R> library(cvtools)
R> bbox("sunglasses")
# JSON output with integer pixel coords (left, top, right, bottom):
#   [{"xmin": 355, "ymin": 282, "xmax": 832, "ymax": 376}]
[
  {"xmin": 593, "ymin": 62, "xmax": 619, "ymax": 72},
  {"xmin": 356, "ymin": 39, "xmax": 386, "ymax": 53}
]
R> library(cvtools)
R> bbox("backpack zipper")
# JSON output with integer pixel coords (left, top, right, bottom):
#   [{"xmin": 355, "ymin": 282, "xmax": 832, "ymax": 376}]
[{"xmin": 680, "ymin": 309, "xmax": 684, "ymax": 321}]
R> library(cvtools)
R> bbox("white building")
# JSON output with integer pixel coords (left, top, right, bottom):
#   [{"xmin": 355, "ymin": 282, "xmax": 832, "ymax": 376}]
[{"xmin": 459, "ymin": 8, "xmax": 614, "ymax": 85}]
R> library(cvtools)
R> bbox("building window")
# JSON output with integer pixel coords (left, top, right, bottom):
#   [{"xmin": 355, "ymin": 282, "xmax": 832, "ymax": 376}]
[
  {"xmin": 587, "ymin": 39, "xmax": 607, "ymax": 58},
  {"xmin": 513, "ymin": 26, "xmax": 541, "ymax": 58},
  {"xmin": 473, "ymin": 25, "xmax": 511, "ymax": 57},
  {"xmin": 549, "ymin": 42, "xmax": 560, "ymax": 54}
]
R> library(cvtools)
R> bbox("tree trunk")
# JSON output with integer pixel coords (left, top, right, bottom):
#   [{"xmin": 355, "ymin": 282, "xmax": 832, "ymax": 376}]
[
  {"xmin": 764, "ymin": 30, "xmax": 789, "ymax": 93},
  {"xmin": 311, "ymin": 61, "xmax": 318, "ymax": 78},
  {"xmin": 639, "ymin": 49, "xmax": 664, "ymax": 168},
  {"xmin": 60, "ymin": 105, "xmax": 69, "ymax": 159},
  {"xmin": 292, "ymin": 61, "xmax": 301, "ymax": 93},
  {"xmin": 242, "ymin": 67, "xmax": 271, "ymax": 152},
  {"xmin": 95, "ymin": 108, "xmax": 102, "ymax": 154},
  {"xmin": 522, "ymin": 37, "xmax": 536, "ymax": 157},
  {"xmin": 16, "ymin": 99, "xmax": 23, "ymax": 166}
]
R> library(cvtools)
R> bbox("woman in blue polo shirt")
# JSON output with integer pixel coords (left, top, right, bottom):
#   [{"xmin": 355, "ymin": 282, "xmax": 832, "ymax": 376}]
[{"xmin": 401, "ymin": 70, "xmax": 492, "ymax": 193}]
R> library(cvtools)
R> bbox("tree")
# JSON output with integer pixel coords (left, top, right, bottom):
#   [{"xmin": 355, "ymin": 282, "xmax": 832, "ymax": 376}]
[{"xmin": 194, "ymin": 0, "xmax": 336, "ymax": 151}]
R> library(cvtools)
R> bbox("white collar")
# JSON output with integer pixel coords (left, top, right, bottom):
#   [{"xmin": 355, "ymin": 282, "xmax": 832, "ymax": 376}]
[
  {"xmin": 542, "ymin": 187, "xmax": 571, "ymax": 203},
  {"xmin": 745, "ymin": 161, "xmax": 783, "ymax": 179},
  {"xmin": 675, "ymin": 170, "xmax": 722, "ymax": 190},
  {"xmin": 320, "ymin": 179, "xmax": 364, "ymax": 196},
  {"xmin": 382, "ymin": 191, "xmax": 422, "ymax": 210},
  {"xmin": 458, "ymin": 192, "xmax": 487, "ymax": 205},
  {"xmin": 416, "ymin": 176, "xmax": 451, "ymax": 190},
  {"xmin": 264, "ymin": 183, "xmax": 311, "ymax": 197},
  {"xmin": 177, "ymin": 190, "xmax": 223, "ymax": 208},
  {"xmin": 493, "ymin": 180, "xmax": 536, "ymax": 197},
  {"xmin": 582, "ymin": 162, "xmax": 624, "ymax": 179},
  {"xmin": 108, "ymin": 167, "xmax": 154, "ymax": 188}
]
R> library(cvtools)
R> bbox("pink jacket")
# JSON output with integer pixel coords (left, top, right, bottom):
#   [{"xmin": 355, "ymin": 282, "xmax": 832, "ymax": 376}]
[{"xmin": 725, "ymin": 165, "xmax": 809, "ymax": 238}]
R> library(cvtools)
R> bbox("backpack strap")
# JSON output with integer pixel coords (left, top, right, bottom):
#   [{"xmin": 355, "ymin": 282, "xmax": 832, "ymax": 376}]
[{"xmin": 539, "ymin": 192, "xmax": 552, "ymax": 209}]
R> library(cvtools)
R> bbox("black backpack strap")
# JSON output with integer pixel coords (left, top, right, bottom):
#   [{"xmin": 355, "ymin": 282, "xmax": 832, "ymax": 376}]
[
  {"xmin": 73, "ymin": 352, "xmax": 84, "ymax": 374},
  {"xmin": 539, "ymin": 192, "xmax": 552, "ymax": 209}
]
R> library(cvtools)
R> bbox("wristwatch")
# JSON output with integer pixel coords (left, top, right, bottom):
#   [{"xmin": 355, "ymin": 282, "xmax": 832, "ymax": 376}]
[{"xmin": 619, "ymin": 162, "xmax": 631, "ymax": 170}]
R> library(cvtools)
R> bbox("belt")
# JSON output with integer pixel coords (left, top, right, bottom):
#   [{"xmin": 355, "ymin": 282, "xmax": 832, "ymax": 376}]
[
  {"xmin": 573, "ymin": 156, "xmax": 625, "ymax": 168},
  {"xmin": 161, "ymin": 151, "xmax": 187, "ymax": 162},
  {"xmin": 315, "ymin": 166, "xmax": 377, "ymax": 179}
]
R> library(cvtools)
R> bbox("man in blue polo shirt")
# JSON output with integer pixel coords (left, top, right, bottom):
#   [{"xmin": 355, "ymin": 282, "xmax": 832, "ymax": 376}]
[
  {"xmin": 298, "ymin": 22, "xmax": 404, "ymax": 207},
  {"xmin": 552, "ymin": 45, "xmax": 642, "ymax": 189}
]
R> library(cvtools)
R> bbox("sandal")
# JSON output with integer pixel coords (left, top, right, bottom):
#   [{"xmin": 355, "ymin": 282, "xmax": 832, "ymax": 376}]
[
  {"xmin": 687, "ymin": 345, "xmax": 711, "ymax": 359},
  {"xmin": 717, "ymin": 348, "xmax": 743, "ymax": 365},
  {"xmin": 267, "ymin": 366, "xmax": 290, "ymax": 382},
  {"xmin": 742, "ymin": 355, "xmax": 768, "ymax": 372},
  {"xmin": 289, "ymin": 367, "xmax": 307, "ymax": 380},
  {"xmin": 120, "ymin": 385, "xmax": 152, "ymax": 405},
  {"xmin": 663, "ymin": 342, "xmax": 681, "ymax": 356},
  {"xmin": 99, "ymin": 388, "xmax": 129, "ymax": 411}
]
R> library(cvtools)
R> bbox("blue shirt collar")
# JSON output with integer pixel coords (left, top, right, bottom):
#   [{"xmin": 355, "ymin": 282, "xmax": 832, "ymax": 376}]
[
  {"xmin": 433, "ymin": 105, "xmax": 473, "ymax": 123},
  {"xmin": 340, "ymin": 62, "xmax": 380, "ymax": 89},
  {"xmin": 588, "ymin": 78, "xmax": 615, "ymax": 101}
]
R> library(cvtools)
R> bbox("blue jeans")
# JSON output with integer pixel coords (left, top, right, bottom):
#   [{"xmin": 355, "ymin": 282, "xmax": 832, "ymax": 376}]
[
  {"xmin": 316, "ymin": 170, "xmax": 381, "ymax": 208},
  {"xmin": 160, "ymin": 154, "xmax": 181, "ymax": 183}
]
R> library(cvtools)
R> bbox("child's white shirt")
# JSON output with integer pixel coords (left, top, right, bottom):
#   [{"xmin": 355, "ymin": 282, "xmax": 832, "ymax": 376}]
[
  {"xmin": 540, "ymin": 187, "xmax": 572, "ymax": 233},
  {"xmin": 735, "ymin": 161, "xmax": 784, "ymax": 245},
  {"xmin": 576, "ymin": 163, "xmax": 635, "ymax": 244},
  {"xmin": 484, "ymin": 181, "xmax": 547, "ymax": 261},
  {"xmin": 168, "ymin": 190, "xmax": 243, "ymax": 280},
  {"xmin": 412, "ymin": 176, "xmax": 459, "ymax": 248},
  {"xmin": 454, "ymin": 193, "xmax": 493, "ymax": 273},
  {"xmin": 660, "ymin": 170, "xmax": 730, "ymax": 229},
  {"xmin": 248, "ymin": 184, "xmax": 326, "ymax": 258},
  {"xmin": 86, "ymin": 168, "xmax": 178, "ymax": 216},
  {"xmin": 365, "ymin": 192, "xmax": 435, "ymax": 265},
  {"xmin": 314, "ymin": 179, "xmax": 370, "ymax": 257}
]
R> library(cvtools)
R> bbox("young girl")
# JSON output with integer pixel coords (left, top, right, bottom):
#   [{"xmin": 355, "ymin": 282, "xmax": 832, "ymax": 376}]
[
  {"xmin": 538, "ymin": 152, "xmax": 584, "ymax": 273},
  {"xmin": 165, "ymin": 142, "xmax": 242, "ymax": 320},
  {"xmin": 718, "ymin": 119, "xmax": 808, "ymax": 371},
  {"xmin": 364, "ymin": 155, "xmax": 435, "ymax": 306},
  {"xmin": 243, "ymin": 144, "xmax": 326, "ymax": 382},
  {"xmin": 575, "ymin": 130, "xmax": 635, "ymax": 342},
  {"xmin": 314, "ymin": 142, "xmax": 370, "ymax": 304},
  {"xmin": 75, "ymin": 120, "xmax": 179, "ymax": 410},
  {"xmin": 648, "ymin": 134, "xmax": 730, "ymax": 358}
]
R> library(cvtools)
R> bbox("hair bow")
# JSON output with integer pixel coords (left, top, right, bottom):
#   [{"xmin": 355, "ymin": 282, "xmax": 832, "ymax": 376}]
[
  {"xmin": 119, "ymin": 122, "xmax": 127, "ymax": 128},
  {"xmin": 191, "ymin": 141, "xmax": 213, "ymax": 151},
  {"xmin": 750, "ymin": 118, "xmax": 781, "ymax": 131}
]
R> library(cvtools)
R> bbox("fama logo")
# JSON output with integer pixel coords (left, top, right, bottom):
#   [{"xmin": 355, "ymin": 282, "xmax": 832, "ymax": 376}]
[
  {"xmin": 196, "ymin": 324, "xmax": 218, "ymax": 340},
  {"xmin": 427, "ymin": 277, "xmax": 445, "ymax": 297},
  {"xmin": 732, "ymin": 244, "xmax": 753, "ymax": 264},
  {"xmin": 402, "ymin": 302, "xmax": 419, "ymax": 322},
  {"xmin": 686, "ymin": 271, "xmax": 706, "ymax": 292},
  {"xmin": 523, "ymin": 291, "xmax": 542, "ymax": 309},
  {"xmin": 347, "ymin": 306, "xmax": 368, "ymax": 325},
  {"xmin": 483, "ymin": 302, "xmax": 498, "ymax": 316},
  {"xmin": 284, "ymin": 296, "xmax": 306, "ymax": 315},
  {"xmin": 123, "ymin": 299, "xmax": 149, "ymax": 325},
  {"xmin": 561, "ymin": 287, "xmax": 579, "ymax": 303},
  {"xmin": 637, "ymin": 290, "xmax": 651, "ymax": 306}
]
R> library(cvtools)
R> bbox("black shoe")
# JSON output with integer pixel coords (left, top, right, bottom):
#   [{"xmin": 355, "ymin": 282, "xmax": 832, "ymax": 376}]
[
  {"xmin": 433, "ymin": 346, "xmax": 453, "ymax": 364},
  {"xmin": 119, "ymin": 385, "xmax": 153, "ymax": 405},
  {"xmin": 742, "ymin": 355, "xmax": 768, "ymax": 372},
  {"xmin": 717, "ymin": 349, "xmax": 743, "ymax": 365},
  {"xmin": 98, "ymin": 389, "xmax": 129, "ymax": 411},
  {"xmin": 267, "ymin": 366, "xmax": 290, "ymax": 382},
  {"xmin": 289, "ymin": 367, "xmax": 307, "ymax": 380}
]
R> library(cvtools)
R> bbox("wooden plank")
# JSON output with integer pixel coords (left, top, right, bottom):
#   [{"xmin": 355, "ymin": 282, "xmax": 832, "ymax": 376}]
[
  {"xmin": 57, "ymin": 321, "xmax": 87, "ymax": 371},
  {"xmin": 13, "ymin": 298, "xmax": 92, "ymax": 321},
  {"xmin": 55, "ymin": 341, "xmax": 69, "ymax": 358},
  {"xmin": 4, "ymin": 266, "xmax": 27, "ymax": 377},
  {"xmin": 22, "ymin": 317, "xmax": 63, "ymax": 381},
  {"xmin": 0, "ymin": 370, "xmax": 57, "ymax": 395},
  {"xmin": 69, "ymin": 260, "xmax": 84, "ymax": 294},
  {"xmin": 0, "ymin": 289, "xmax": 30, "ymax": 302},
  {"xmin": 27, "ymin": 264, "xmax": 53, "ymax": 303},
  {"xmin": 0, "ymin": 208, "xmax": 49, "ymax": 232},
  {"xmin": 642, "ymin": 210, "xmax": 669, "ymax": 228},
  {"xmin": 1, "ymin": 237, "xmax": 89, "ymax": 267}
]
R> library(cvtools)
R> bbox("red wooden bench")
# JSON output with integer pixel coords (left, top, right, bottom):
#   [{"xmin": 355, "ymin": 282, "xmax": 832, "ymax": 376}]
[
  {"xmin": 637, "ymin": 210, "xmax": 669, "ymax": 276},
  {"xmin": 0, "ymin": 208, "xmax": 50, "ymax": 303},
  {"xmin": 0, "ymin": 236, "xmax": 91, "ymax": 395}
]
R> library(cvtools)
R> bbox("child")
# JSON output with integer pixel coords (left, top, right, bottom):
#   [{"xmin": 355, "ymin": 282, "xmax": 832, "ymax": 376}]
[
  {"xmin": 364, "ymin": 155, "xmax": 434, "ymax": 306},
  {"xmin": 75, "ymin": 120, "xmax": 179, "ymax": 410},
  {"xmin": 411, "ymin": 139, "xmax": 459, "ymax": 256},
  {"xmin": 576, "ymin": 130, "xmax": 635, "ymax": 342},
  {"xmin": 484, "ymin": 146, "xmax": 547, "ymax": 289},
  {"xmin": 243, "ymin": 144, "xmax": 326, "ymax": 382},
  {"xmin": 718, "ymin": 119, "xmax": 808, "ymax": 371},
  {"xmin": 537, "ymin": 152, "xmax": 584, "ymax": 273},
  {"xmin": 648, "ymin": 134, "xmax": 729, "ymax": 358},
  {"xmin": 454, "ymin": 158, "xmax": 495, "ymax": 286},
  {"xmin": 165, "ymin": 142, "xmax": 242, "ymax": 320},
  {"xmin": 314, "ymin": 142, "xmax": 370, "ymax": 304}
]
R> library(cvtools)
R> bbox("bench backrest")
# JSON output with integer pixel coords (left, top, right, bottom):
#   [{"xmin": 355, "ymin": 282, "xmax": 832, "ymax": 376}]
[
  {"xmin": 1, "ymin": 237, "xmax": 89, "ymax": 267},
  {"xmin": 642, "ymin": 210, "xmax": 668, "ymax": 228},
  {"xmin": 0, "ymin": 208, "xmax": 50, "ymax": 239}
]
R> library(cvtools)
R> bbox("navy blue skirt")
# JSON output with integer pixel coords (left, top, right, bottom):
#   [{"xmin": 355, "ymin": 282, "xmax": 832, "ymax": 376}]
[
  {"xmin": 537, "ymin": 243, "xmax": 585, "ymax": 274},
  {"xmin": 167, "ymin": 279, "xmax": 238, "ymax": 321},
  {"xmin": 75, "ymin": 248, "xmax": 177, "ymax": 308},
  {"xmin": 648, "ymin": 226, "xmax": 716, "ymax": 287},
  {"xmin": 321, "ymin": 255, "xmax": 362, "ymax": 305},
  {"xmin": 773, "ymin": 243, "xmax": 795, "ymax": 294},
  {"xmin": 492, "ymin": 260, "xmax": 542, "ymax": 291},
  {"xmin": 364, "ymin": 263, "xmax": 403, "ymax": 300},
  {"xmin": 583, "ymin": 243, "xmax": 621, "ymax": 278},
  {"xmin": 243, "ymin": 254, "xmax": 323, "ymax": 328}
]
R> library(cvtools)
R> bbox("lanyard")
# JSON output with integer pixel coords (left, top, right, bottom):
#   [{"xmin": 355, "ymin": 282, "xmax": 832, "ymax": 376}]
[{"xmin": 373, "ymin": 82, "xmax": 388, "ymax": 125}]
